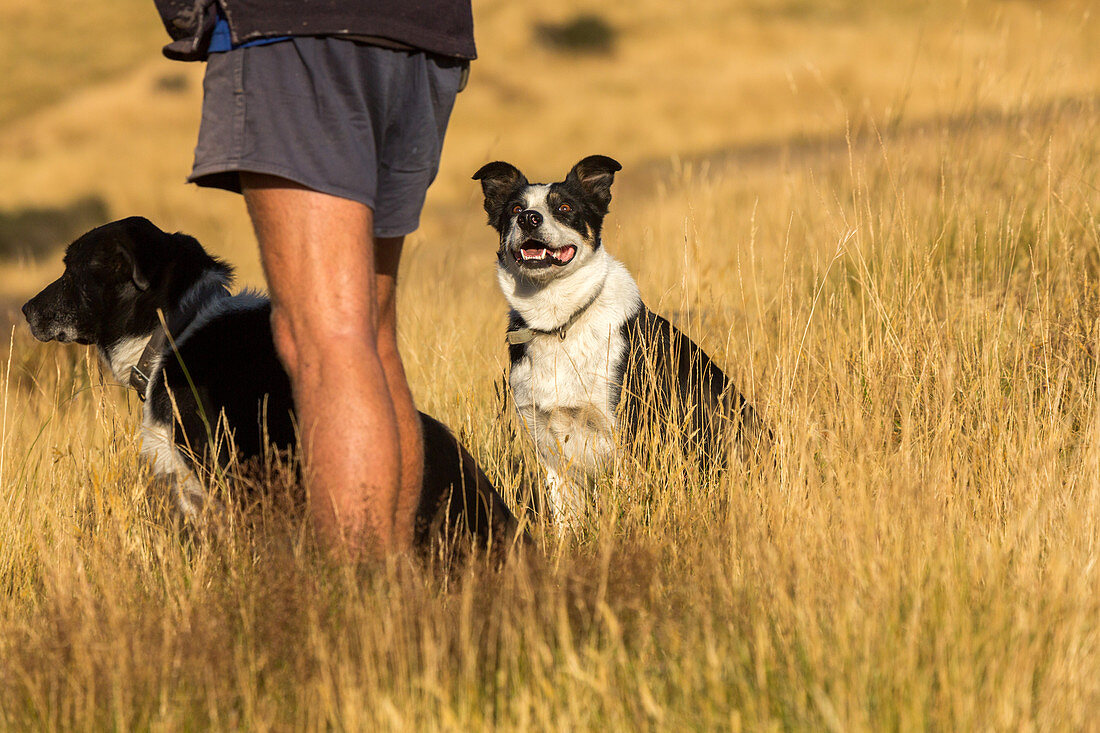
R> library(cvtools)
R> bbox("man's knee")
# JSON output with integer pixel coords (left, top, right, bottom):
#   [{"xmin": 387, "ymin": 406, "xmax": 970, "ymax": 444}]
[{"xmin": 271, "ymin": 303, "xmax": 383, "ymax": 382}]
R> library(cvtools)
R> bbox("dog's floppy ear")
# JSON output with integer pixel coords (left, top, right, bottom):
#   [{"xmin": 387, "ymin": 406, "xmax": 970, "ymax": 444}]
[
  {"xmin": 116, "ymin": 242, "xmax": 149, "ymax": 291},
  {"xmin": 565, "ymin": 155, "xmax": 622, "ymax": 214},
  {"xmin": 112, "ymin": 216, "xmax": 167, "ymax": 292},
  {"xmin": 472, "ymin": 161, "xmax": 528, "ymax": 225}
]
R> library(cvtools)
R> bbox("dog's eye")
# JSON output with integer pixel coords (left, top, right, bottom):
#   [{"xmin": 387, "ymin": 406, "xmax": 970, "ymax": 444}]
[
  {"xmin": 558, "ymin": 203, "xmax": 572, "ymax": 213},
  {"xmin": 511, "ymin": 204, "xmax": 523, "ymax": 214}
]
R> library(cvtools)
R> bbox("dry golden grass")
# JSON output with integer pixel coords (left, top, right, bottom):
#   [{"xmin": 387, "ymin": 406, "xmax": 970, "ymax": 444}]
[{"xmin": 1, "ymin": 0, "xmax": 1100, "ymax": 729}]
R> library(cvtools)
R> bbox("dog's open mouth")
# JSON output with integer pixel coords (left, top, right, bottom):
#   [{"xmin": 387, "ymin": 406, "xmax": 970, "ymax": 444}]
[{"xmin": 512, "ymin": 240, "xmax": 577, "ymax": 268}]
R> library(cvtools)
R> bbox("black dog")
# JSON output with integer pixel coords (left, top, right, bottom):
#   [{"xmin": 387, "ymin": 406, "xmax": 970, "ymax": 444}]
[
  {"xmin": 22, "ymin": 217, "xmax": 522, "ymax": 553},
  {"xmin": 474, "ymin": 156, "xmax": 769, "ymax": 526}
]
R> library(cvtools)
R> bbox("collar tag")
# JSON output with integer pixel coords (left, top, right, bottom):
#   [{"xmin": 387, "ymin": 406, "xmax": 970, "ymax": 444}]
[
  {"xmin": 505, "ymin": 328, "xmax": 535, "ymax": 346},
  {"xmin": 129, "ymin": 365, "xmax": 150, "ymax": 401}
]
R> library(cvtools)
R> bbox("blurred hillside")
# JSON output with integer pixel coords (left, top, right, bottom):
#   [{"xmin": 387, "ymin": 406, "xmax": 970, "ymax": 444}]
[{"xmin": 1, "ymin": 0, "xmax": 1098, "ymax": 297}]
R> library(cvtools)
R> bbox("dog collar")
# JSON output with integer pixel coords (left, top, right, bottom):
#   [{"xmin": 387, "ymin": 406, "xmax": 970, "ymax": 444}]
[
  {"xmin": 505, "ymin": 325, "xmax": 563, "ymax": 346},
  {"xmin": 129, "ymin": 323, "xmax": 167, "ymax": 400},
  {"xmin": 505, "ymin": 279, "xmax": 606, "ymax": 346},
  {"xmin": 128, "ymin": 279, "xmax": 230, "ymax": 401}
]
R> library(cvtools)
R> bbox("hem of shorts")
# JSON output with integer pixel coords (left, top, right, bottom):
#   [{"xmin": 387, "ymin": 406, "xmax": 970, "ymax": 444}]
[
  {"xmin": 373, "ymin": 220, "xmax": 420, "ymax": 239},
  {"xmin": 189, "ymin": 160, "xmax": 376, "ymax": 209},
  {"xmin": 189, "ymin": 161, "xmax": 421, "ymax": 238}
]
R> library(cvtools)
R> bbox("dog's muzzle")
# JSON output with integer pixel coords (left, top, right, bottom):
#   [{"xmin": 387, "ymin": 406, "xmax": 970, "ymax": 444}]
[{"xmin": 22, "ymin": 294, "xmax": 88, "ymax": 344}]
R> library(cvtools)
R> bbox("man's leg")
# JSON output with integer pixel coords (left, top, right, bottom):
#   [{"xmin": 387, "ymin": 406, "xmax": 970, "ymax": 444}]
[
  {"xmin": 242, "ymin": 173, "xmax": 405, "ymax": 555},
  {"xmin": 374, "ymin": 238, "xmax": 425, "ymax": 545}
]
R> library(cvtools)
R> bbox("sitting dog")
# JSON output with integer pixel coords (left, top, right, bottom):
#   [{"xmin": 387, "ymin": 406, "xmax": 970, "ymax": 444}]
[
  {"xmin": 22, "ymin": 217, "xmax": 522, "ymax": 553},
  {"xmin": 473, "ymin": 155, "xmax": 768, "ymax": 526}
]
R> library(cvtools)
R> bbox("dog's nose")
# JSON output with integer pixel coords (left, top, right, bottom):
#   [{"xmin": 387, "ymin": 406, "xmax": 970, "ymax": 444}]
[
  {"xmin": 517, "ymin": 210, "xmax": 542, "ymax": 232},
  {"xmin": 20, "ymin": 300, "xmax": 31, "ymax": 323}
]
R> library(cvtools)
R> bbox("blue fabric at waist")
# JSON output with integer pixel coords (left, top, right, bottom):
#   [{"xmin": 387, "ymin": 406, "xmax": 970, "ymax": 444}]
[{"xmin": 208, "ymin": 16, "xmax": 289, "ymax": 53}]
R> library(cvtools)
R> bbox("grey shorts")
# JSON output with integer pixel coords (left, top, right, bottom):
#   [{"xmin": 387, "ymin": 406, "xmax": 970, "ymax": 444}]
[{"xmin": 190, "ymin": 37, "xmax": 465, "ymax": 238}]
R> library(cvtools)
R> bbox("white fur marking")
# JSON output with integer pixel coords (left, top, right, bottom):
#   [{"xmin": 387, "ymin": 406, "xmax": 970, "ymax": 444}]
[
  {"xmin": 140, "ymin": 415, "xmax": 207, "ymax": 517},
  {"xmin": 104, "ymin": 335, "xmax": 155, "ymax": 385},
  {"xmin": 545, "ymin": 467, "xmax": 585, "ymax": 531},
  {"xmin": 500, "ymin": 247, "xmax": 643, "ymax": 528}
]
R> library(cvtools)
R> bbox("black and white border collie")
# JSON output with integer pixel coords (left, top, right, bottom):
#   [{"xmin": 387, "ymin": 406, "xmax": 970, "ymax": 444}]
[
  {"xmin": 22, "ymin": 217, "xmax": 522, "ymax": 553},
  {"xmin": 473, "ymin": 156, "xmax": 769, "ymax": 527}
]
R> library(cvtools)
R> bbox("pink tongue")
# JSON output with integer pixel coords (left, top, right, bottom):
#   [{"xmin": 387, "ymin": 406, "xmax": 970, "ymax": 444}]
[{"xmin": 552, "ymin": 245, "xmax": 577, "ymax": 263}]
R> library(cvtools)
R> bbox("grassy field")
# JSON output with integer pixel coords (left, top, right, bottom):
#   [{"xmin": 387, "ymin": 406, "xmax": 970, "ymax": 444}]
[{"xmin": 2, "ymin": 0, "xmax": 1100, "ymax": 728}]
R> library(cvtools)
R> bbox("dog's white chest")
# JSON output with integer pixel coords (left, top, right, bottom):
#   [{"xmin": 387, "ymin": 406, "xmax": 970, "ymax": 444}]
[{"xmin": 509, "ymin": 321, "xmax": 625, "ymax": 477}]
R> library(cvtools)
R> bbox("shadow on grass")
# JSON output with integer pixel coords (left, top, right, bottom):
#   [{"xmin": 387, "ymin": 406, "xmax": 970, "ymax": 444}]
[
  {"xmin": 535, "ymin": 13, "xmax": 617, "ymax": 54},
  {"xmin": 0, "ymin": 196, "xmax": 109, "ymax": 262}
]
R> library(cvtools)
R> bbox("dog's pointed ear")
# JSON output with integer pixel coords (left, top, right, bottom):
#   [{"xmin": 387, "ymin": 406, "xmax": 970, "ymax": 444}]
[
  {"xmin": 565, "ymin": 155, "xmax": 622, "ymax": 214},
  {"xmin": 472, "ymin": 161, "xmax": 528, "ymax": 225}
]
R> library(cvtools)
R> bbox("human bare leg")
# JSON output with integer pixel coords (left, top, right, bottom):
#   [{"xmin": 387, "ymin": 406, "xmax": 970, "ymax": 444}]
[
  {"xmin": 374, "ymin": 237, "xmax": 424, "ymax": 546},
  {"xmin": 242, "ymin": 174, "xmax": 404, "ymax": 555}
]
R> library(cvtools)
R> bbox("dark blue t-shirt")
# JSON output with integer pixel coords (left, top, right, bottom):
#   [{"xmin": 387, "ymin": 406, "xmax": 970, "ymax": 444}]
[{"xmin": 156, "ymin": 0, "xmax": 475, "ymax": 62}]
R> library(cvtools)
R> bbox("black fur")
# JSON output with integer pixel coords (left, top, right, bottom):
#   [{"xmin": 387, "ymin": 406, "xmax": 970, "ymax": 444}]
[
  {"xmin": 472, "ymin": 161, "xmax": 528, "ymax": 230},
  {"xmin": 563, "ymin": 154, "xmax": 620, "ymax": 215},
  {"xmin": 543, "ymin": 182, "xmax": 605, "ymax": 250},
  {"xmin": 155, "ymin": 302, "xmax": 520, "ymax": 549},
  {"xmin": 618, "ymin": 308, "xmax": 766, "ymax": 468},
  {"xmin": 24, "ymin": 218, "xmax": 526, "ymax": 555},
  {"xmin": 22, "ymin": 216, "xmax": 228, "ymax": 350}
]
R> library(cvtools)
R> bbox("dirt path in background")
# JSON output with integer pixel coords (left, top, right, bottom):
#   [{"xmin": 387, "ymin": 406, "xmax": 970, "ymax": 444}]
[
  {"xmin": 424, "ymin": 93, "xmax": 1099, "ymax": 237},
  {"xmin": 624, "ymin": 94, "xmax": 1100, "ymax": 193}
]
